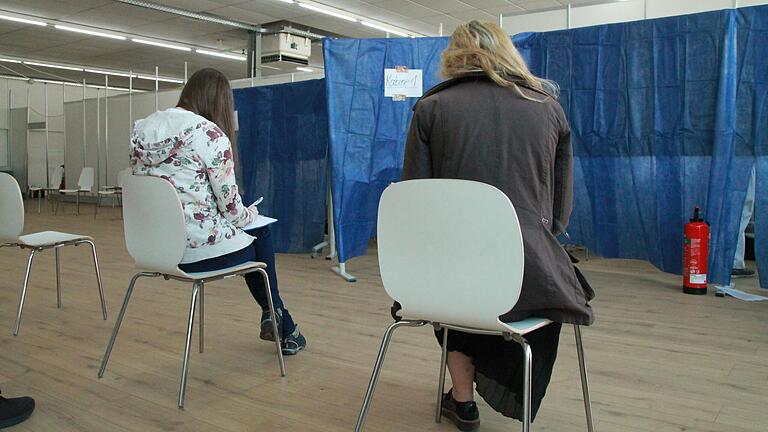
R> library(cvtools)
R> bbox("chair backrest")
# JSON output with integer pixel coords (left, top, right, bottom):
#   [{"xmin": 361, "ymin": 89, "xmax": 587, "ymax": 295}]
[
  {"xmin": 49, "ymin": 166, "xmax": 64, "ymax": 189},
  {"xmin": 122, "ymin": 175, "xmax": 187, "ymax": 276},
  {"xmin": 78, "ymin": 167, "xmax": 94, "ymax": 191},
  {"xmin": 0, "ymin": 173, "xmax": 24, "ymax": 243},
  {"xmin": 116, "ymin": 168, "xmax": 130, "ymax": 187},
  {"xmin": 377, "ymin": 179, "xmax": 525, "ymax": 331}
]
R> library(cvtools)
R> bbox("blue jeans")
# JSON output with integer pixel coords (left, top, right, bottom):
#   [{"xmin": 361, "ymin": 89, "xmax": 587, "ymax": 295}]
[{"xmin": 179, "ymin": 226, "xmax": 296, "ymax": 339}]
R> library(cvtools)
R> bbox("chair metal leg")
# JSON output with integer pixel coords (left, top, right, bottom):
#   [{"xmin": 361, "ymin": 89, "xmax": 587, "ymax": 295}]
[
  {"xmin": 522, "ymin": 340, "xmax": 532, "ymax": 432},
  {"xmin": 55, "ymin": 246, "xmax": 62, "ymax": 308},
  {"xmin": 510, "ymin": 336, "xmax": 533, "ymax": 432},
  {"xmin": 198, "ymin": 282, "xmax": 205, "ymax": 354},
  {"xmin": 178, "ymin": 282, "xmax": 201, "ymax": 409},
  {"xmin": 76, "ymin": 191, "xmax": 80, "ymax": 215},
  {"xmin": 99, "ymin": 272, "xmax": 150, "ymax": 378},
  {"xmin": 575, "ymin": 325, "xmax": 595, "ymax": 432},
  {"xmin": 355, "ymin": 320, "xmax": 426, "ymax": 432},
  {"xmin": 435, "ymin": 326, "xmax": 449, "ymax": 423},
  {"xmin": 256, "ymin": 267, "xmax": 285, "ymax": 377},
  {"xmin": 37, "ymin": 193, "xmax": 41, "ymax": 213},
  {"xmin": 94, "ymin": 195, "xmax": 100, "ymax": 218},
  {"xmin": 83, "ymin": 240, "xmax": 107, "ymax": 320},
  {"xmin": 13, "ymin": 250, "xmax": 37, "ymax": 336}
]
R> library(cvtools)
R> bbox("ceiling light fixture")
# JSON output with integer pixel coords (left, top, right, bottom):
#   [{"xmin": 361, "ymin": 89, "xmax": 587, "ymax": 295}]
[
  {"xmin": 54, "ymin": 25, "xmax": 127, "ymax": 40},
  {"xmin": 296, "ymin": 67, "xmax": 313, "ymax": 72},
  {"xmin": 276, "ymin": 0, "xmax": 294, "ymax": 3},
  {"xmin": 132, "ymin": 38, "xmax": 191, "ymax": 51},
  {"xmin": 0, "ymin": 14, "xmax": 47, "ymax": 26},
  {"xmin": 195, "ymin": 49, "xmax": 246, "ymax": 61},
  {"xmin": 361, "ymin": 21, "xmax": 409, "ymax": 37},
  {"xmin": 298, "ymin": 3, "xmax": 358, "ymax": 22},
  {"xmin": 23, "ymin": 61, "xmax": 84, "ymax": 71},
  {"xmin": 136, "ymin": 74, "xmax": 184, "ymax": 83},
  {"xmin": 0, "ymin": 57, "xmax": 21, "ymax": 63}
]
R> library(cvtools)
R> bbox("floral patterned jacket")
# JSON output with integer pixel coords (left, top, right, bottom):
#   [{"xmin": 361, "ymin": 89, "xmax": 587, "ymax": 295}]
[{"xmin": 130, "ymin": 107, "xmax": 256, "ymax": 264}]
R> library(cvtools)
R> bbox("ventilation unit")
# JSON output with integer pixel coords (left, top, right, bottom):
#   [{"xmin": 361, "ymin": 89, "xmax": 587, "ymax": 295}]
[{"xmin": 261, "ymin": 32, "xmax": 312, "ymax": 71}]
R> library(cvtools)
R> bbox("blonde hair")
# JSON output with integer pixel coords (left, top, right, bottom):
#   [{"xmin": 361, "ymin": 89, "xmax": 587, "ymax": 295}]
[{"xmin": 441, "ymin": 20, "xmax": 559, "ymax": 101}]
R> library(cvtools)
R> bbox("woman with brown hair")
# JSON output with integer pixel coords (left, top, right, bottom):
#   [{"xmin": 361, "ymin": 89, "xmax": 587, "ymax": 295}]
[
  {"xmin": 399, "ymin": 21, "xmax": 595, "ymax": 430},
  {"xmin": 130, "ymin": 68, "xmax": 306, "ymax": 355}
]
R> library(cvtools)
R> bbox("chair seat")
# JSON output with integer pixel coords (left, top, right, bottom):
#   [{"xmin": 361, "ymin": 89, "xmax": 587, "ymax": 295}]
[
  {"xmin": 28, "ymin": 186, "xmax": 42, "ymax": 191},
  {"xmin": 500, "ymin": 317, "xmax": 552, "ymax": 335},
  {"xmin": 60, "ymin": 189, "xmax": 87, "ymax": 193},
  {"xmin": 178, "ymin": 261, "xmax": 267, "ymax": 281},
  {"xmin": 98, "ymin": 190, "xmax": 117, "ymax": 195},
  {"xmin": 18, "ymin": 231, "xmax": 92, "ymax": 247}
]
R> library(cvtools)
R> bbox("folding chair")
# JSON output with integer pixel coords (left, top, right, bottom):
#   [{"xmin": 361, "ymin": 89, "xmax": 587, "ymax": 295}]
[
  {"xmin": 57, "ymin": 167, "xmax": 94, "ymax": 215},
  {"xmin": 355, "ymin": 179, "xmax": 595, "ymax": 432},
  {"xmin": 0, "ymin": 172, "xmax": 107, "ymax": 336},
  {"xmin": 98, "ymin": 174, "xmax": 286, "ymax": 409}
]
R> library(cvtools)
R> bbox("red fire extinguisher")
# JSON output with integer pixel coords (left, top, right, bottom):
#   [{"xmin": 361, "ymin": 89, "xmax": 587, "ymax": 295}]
[{"xmin": 683, "ymin": 207, "xmax": 709, "ymax": 295}]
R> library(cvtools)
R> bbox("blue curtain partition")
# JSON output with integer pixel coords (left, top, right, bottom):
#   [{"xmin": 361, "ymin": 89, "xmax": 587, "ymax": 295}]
[
  {"xmin": 234, "ymin": 79, "xmax": 329, "ymax": 253},
  {"xmin": 324, "ymin": 6, "xmax": 768, "ymax": 288}
]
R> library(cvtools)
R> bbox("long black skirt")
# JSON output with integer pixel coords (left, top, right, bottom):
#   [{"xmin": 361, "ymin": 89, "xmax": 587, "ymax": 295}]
[{"xmin": 435, "ymin": 322, "xmax": 562, "ymax": 422}]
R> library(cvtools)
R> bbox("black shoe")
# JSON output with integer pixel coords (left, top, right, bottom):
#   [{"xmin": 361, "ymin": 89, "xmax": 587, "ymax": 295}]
[
  {"xmin": 732, "ymin": 268, "xmax": 756, "ymax": 278},
  {"xmin": 441, "ymin": 390, "xmax": 480, "ymax": 432},
  {"xmin": 0, "ymin": 390, "xmax": 35, "ymax": 429},
  {"xmin": 281, "ymin": 326, "xmax": 306, "ymax": 356},
  {"xmin": 260, "ymin": 309, "xmax": 283, "ymax": 342}
]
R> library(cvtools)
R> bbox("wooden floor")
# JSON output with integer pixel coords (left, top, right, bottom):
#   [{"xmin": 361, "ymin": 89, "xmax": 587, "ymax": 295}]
[{"xmin": 1, "ymin": 202, "xmax": 767, "ymax": 432}]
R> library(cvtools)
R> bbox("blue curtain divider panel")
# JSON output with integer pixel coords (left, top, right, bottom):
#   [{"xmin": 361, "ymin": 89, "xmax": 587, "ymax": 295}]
[
  {"xmin": 234, "ymin": 79, "xmax": 329, "ymax": 253},
  {"xmin": 323, "ymin": 6, "xmax": 768, "ymax": 288}
]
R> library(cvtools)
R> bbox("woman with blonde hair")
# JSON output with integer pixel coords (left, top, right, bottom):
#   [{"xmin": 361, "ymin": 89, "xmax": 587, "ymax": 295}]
[{"xmin": 397, "ymin": 21, "xmax": 594, "ymax": 430}]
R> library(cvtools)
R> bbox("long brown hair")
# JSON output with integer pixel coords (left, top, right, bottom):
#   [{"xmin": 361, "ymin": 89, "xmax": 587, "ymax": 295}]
[
  {"xmin": 177, "ymin": 68, "xmax": 237, "ymax": 143},
  {"xmin": 441, "ymin": 20, "xmax": 558, "ymax": 101}
]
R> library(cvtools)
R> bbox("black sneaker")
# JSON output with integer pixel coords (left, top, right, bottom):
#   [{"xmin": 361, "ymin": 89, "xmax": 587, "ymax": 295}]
[
  {"xmin": 0, "ymin": 390, "xmax": 35, "ymax": 429},
  {"xmin": 732, "ymin": 268, "xmax": 756, "ymax": 278},
  {"xmin": 281, "ymin": 326, "xmax": 306, "ymax": 356},
  {"xmin": 260, "ymin": 308, "xmax": 282, "ymax": 342},
  {"xmin": 441, "ymin": 389, "xmax": 480, "ymax": 431}
]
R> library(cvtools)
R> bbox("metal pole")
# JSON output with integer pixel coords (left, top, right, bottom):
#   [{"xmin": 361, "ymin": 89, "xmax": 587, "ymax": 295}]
[
  {"xmin": 499, "ymin": 13, "xmax": 503, "ymax": 29},
  {"xmin": 184, "ymin": 61, "xmax": 188, "ymax": 83},
  {"xmin": 25, "ymin": 88, "xmax": 29, "ymax": 189},
  {"xmin": 439, "ymin": 23, "xmax": 443, "ymax": 37},
  {"xmin": 82, "ymin": 79, "xmax": 86, "ymax": 170},
  {"xmin": 61, "ymin": 83, "xmax": 66, "ymax": 185},
  {"xmin": 44, "ymin": 83, "xmax": 49, "ymax": 188},
  {"xmin": 644, "ymin": 0, "xmax": 649, "ymax": 19},
  {"xmin": 129, "ymin": 70, "xmax": 133, "ymax": 127},
  {"xmin": 567, "ymin": 4, "xmax": 572, "ymax": 29},
  {"xmin": 104, "ymin": 75, "xmax": 109, "ymax": 186},
  {"xmin": 96, "ymin": 87, "xmax": 101, "ymax": 191},
  {"xmin": 155, "ymin": 66, "xmax": 159, "ymax": 111},
  {"xmin": 255, "ymin": 30, "xmax": 262, "ymax": 79},
  {"xmin": 247, "ymin": 30, "xmax": 255, "ymax": 79}
]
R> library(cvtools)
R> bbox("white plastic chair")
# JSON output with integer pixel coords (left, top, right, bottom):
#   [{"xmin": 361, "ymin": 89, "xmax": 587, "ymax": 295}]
[
  {"xmin": 57, "ymin": 167, "xmax": 94, "ymax": 215},
  {"xmin": 98, "ymin": 174, "xmax": 286, "ymax": 409},
  {"xmin": 27, "ymin": 165, "xmax": 64, "ymax": 213},
  {"xmin": 95, "ymin": 167, "xmax": 130, "ymax": 218},
  {"xmin": 0, "ymin": 172, "xmax": 107, "ymax": 336},
  {"xmin": 354, "ymin": 179, "xmax": 595, "ymax": 432}
]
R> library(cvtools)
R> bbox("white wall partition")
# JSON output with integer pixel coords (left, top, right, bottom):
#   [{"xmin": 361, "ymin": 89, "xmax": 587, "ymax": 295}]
[{"xmin": 503, "ymin": 0, "xmax": 768, "ymax": 34}]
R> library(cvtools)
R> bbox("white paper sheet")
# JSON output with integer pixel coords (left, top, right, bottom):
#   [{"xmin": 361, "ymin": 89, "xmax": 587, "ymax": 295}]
[
  {"xmin": 242, "ymin": 215, "xmax": 277, "ymax": 231},
  {"xmin": 714, "ymin": 285, "xmax": 768, "ymax": 302}
]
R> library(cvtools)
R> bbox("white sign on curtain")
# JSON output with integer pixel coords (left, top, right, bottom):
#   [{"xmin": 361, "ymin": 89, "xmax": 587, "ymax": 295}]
[{"xmin": 384, "ymin": 67, "xmax": 423, "ymax": 99}]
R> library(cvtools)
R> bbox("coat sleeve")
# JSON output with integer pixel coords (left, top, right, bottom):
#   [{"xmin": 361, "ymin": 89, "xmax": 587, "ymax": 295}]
[
  {"xmin": 203, "ymin": 127, "xmax": 256, "ymax": 228},
  {"xmin": 552, "ymin": 108, "xmax": 573, "ymax": 235},
  {"xmin": 401, "ymin": 97, "xmax": 437, "ymax": 180}
]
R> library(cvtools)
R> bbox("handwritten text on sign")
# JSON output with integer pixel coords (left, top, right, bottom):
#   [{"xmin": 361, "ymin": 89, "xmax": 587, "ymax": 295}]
[{"xmin": 384, "ymin": 68, "xmax": 423, "ymax": 98}]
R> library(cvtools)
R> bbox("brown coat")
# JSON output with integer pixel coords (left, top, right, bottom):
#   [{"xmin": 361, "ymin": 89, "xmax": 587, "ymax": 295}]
[{"xmin": 402, "ymin": 73, "xmax": 594, "ymax": 326}]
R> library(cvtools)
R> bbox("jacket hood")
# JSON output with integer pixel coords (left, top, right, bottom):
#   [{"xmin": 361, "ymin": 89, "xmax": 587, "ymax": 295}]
[{"xmin": 131, "ymin": 107, "xmax": 209, "ymax": 166}]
